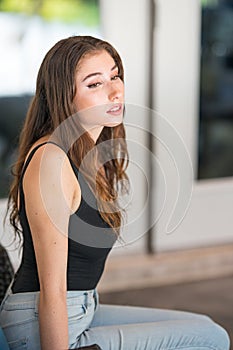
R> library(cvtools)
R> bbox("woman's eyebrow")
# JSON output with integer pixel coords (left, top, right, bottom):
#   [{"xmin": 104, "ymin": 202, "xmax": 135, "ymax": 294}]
[
  {"xmin": 111, "ymin": 64, "xmax": 117, "ymax": 71},
  {"xmin": 82, "ymin": 72, "xmax": 101, "ymax": 82},
  {"xmin": 82, "ymin": 64, "xmax": 118, "ymax": 82}
]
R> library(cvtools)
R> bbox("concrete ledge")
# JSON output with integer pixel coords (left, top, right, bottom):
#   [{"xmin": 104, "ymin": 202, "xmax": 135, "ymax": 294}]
[{"xmin": 98, "ymin": 244, "xmax": 233, "ymax": 292}]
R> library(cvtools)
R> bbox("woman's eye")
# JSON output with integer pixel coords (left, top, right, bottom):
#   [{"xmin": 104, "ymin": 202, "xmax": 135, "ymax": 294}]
[
  {"xmin": 87, "ymin": 82, "xmax": 101, "ymax": 89},
  {"xmin": 111, "ymin": 75, "xmax": 120, "ymax": 81}
]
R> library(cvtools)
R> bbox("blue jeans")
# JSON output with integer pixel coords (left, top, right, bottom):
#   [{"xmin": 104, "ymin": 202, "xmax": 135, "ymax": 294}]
[{"xmin": 0, "ymin": 287, "xmax": 230, "ymax": 350}]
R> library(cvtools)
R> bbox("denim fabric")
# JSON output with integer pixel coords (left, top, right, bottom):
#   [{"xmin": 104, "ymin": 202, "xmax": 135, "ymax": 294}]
[
  {"xmin": 77, "ymin": 304, "xmax": 230, "ymax": 350},
  {"xmin": 0, "ymin": 288, "xmax": 97, "ymax": 349},
  {"xmin": 0, "ymin": 326, "xmax": 10, "ymax": 350},
  {"xmin": 0, "ymin": 287, "xmax": 230, "ymax": 350}
]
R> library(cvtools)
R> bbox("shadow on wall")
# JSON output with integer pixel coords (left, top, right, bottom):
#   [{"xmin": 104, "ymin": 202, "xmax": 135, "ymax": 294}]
[{"xmin": 0, "ymin": 95, "xmax": 33, "ymax": 198}]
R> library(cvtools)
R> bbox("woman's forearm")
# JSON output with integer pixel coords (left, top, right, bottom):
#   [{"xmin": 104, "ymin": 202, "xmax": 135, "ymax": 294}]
[{"xmin": 39, "ymin": 292, "xmax": 69, "ymax": 350}]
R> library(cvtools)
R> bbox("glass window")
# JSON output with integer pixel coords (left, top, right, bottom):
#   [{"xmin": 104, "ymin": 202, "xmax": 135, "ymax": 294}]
[
  {"xmin": 198, "ymin": 0, "xmax": 233, "ymax": 179},
  {"xmin": 0, "ymin": 0, "xmax": 100, "ymax": 198}
]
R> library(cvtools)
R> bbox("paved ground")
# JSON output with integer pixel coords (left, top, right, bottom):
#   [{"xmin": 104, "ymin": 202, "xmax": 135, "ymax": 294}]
[{"xmin": 100, "ymin": 274, "xmax": 233, "ymax": 348}]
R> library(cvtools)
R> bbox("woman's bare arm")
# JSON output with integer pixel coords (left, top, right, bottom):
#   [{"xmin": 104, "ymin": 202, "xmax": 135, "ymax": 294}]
[{"xmin": 23, "ymin": 143, "xmax": 81, "ymax": 350}]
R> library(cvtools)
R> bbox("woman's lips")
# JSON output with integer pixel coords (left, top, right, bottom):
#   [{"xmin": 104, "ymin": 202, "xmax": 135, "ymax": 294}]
[{"xmin": 106, "ymin": 104, "xmax": 123, "ymax": 116}]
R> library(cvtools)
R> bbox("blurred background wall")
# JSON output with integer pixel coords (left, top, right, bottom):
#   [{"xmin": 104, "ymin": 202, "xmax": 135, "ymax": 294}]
[{"xmin": 0, "ymin": 0, "xmax": 233, "ymax": 269}]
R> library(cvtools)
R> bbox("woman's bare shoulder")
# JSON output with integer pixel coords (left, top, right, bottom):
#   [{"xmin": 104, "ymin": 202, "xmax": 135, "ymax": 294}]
[
  {"xmin": 24, "ymin": 135, "xmax": 58, "ymax": 162},
  {"xmin": 22, "ymin": 135, "xmax": 81, "ymax": 213}
]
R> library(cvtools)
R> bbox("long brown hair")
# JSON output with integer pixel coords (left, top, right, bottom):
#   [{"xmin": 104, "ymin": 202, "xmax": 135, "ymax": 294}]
[{"xmin": 7, "ymin": 35, "xmax": 129, "ymax": 239}]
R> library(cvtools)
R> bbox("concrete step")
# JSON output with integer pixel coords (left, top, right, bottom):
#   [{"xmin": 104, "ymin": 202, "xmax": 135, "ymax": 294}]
[{"xmin": 98, "ymin": 243, "xmax": 233, "ymax": 292}]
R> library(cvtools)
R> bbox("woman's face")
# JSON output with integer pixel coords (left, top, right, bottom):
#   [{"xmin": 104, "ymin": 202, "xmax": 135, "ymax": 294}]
[{"xmin": 73, "ymin": 50, "xmax": 124, "ymax": 142}]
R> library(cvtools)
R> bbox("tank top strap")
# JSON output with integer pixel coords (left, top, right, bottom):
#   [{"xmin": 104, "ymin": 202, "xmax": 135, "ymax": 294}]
[
  {"xmin": 18, "ymin": 141, "xmax": 82, "ymax": 213},
  {"xmin": 20, "ymin": 142, "xmax": 47, "ymax": 180},
  {"xmin": 20, "ymin": 141, "xmax": 78, "ymax": 181}
]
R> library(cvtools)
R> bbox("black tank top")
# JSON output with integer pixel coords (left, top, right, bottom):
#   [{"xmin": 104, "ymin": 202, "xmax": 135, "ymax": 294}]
[{"xmin": 12, "ymin": 142, "xmax": 116, "ymax": 293}]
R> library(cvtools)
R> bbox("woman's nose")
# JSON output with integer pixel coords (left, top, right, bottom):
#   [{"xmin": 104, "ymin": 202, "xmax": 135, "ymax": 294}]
[{"xmin": 108, "ymin": 83, "xmax": 123, "ymax": 102}]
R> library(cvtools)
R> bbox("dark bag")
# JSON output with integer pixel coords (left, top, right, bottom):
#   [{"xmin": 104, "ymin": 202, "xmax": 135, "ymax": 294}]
[{"xmin": 0, "ymin": 244, "xmax": 14, "ymax": 304}]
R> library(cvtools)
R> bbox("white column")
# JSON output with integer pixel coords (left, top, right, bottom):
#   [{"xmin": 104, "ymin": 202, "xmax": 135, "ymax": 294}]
[{"xmin": 100, "ymin": 0, "xmax": 152, "ymax": 254}]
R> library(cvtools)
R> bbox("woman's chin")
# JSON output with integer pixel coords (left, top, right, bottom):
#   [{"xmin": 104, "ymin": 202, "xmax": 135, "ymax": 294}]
[{"xmin": 104, "ymin": 117, "xmax": 123, "ymax": 127}]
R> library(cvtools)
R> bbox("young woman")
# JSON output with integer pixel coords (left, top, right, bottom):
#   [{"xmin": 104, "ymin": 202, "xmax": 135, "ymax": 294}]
[{"xmin": 0, "ymin": 36, "xmax": 230, "ymax": 350}]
